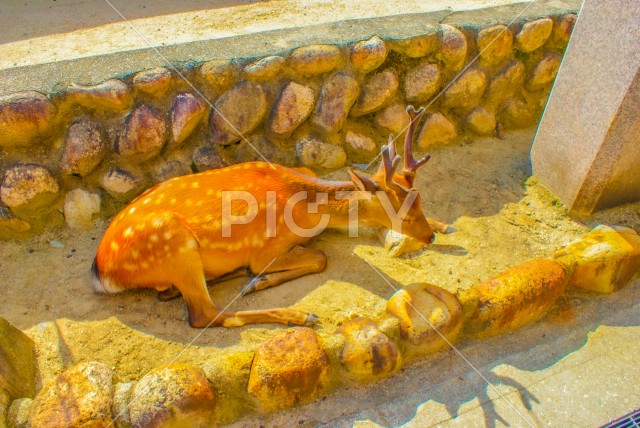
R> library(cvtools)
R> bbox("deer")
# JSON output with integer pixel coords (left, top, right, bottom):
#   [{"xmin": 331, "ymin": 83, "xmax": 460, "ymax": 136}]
[{"xmin": 92, "ymin": 105, "xmax": 450, "ymax": 328}]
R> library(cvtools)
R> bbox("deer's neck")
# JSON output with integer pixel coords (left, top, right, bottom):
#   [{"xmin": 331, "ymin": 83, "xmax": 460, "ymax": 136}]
[{"xmin": 297, "ymin": 177, "xmax": 373, "ymax": 229}]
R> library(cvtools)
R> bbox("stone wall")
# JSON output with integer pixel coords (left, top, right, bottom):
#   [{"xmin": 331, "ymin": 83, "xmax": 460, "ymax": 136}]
[{"xmin": 0, "ymin": 13, "xmax": 576, "ymax": 238}]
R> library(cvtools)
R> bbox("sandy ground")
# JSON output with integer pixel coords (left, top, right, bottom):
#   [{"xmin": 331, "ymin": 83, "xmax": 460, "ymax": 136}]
[{"xmin": 1, "ymin": 129, "xmax": 639, "ymax": 426}]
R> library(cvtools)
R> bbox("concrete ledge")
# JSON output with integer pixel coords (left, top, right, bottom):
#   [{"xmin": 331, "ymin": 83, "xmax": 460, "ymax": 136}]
[{"xmin": 0, "ymin": 0, "xmax": 580, "ymax": 96}]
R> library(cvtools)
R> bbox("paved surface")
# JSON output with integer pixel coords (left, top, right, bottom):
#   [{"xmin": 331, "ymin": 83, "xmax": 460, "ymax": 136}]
[{"xmin": 0, "ymin": 0, "xmax": 581, "ymax": 95}]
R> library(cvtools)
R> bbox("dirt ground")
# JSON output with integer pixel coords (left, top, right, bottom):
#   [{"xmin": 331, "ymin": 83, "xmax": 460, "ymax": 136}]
[{"xmin": 1, "ymin": 129, "xmax": 639, "ymax": 426}]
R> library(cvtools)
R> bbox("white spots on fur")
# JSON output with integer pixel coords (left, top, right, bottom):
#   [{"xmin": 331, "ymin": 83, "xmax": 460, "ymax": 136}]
[{"xmin": 123, "ymin": 227, "xmax": 134, "ymax": 238}]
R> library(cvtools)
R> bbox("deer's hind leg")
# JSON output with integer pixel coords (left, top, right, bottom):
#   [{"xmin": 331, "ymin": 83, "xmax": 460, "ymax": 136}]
[
  {"xmin": 241, "ymin": 245, "xmax": 327, "ymax": 295},
  {"xmin": 157, "ymin": 268, "xmax": 251, "ymax": 301}
]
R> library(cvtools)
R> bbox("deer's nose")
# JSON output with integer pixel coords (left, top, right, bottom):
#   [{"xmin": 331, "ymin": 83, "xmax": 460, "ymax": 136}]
[{"xmin": 429, "ymin": 234, "xmax": 436, "ymax": 244}]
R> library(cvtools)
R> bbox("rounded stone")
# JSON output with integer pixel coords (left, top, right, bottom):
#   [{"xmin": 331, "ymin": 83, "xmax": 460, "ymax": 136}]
[
  {"xmin": 351, "ymin": 36, "xmax": 388, "ymax": 74},
  {"xmin": 0, "ymin": 91, "xmax": 55, "ymax": 148},
  {"xmin": 477, "ymin": 25, "xmax": 514, "ymax": 68},
  {"xmin": 288, "ymin": 44, "xmax": 341, "ymax": 75},
  {"xmin": 417, "ymin": 112, "xmax": 457, "ymax": 148},
  {"xmin": 345, "ymin": 130, "xmax": 376, "ymax": 152},
  {"xmin": 192, "ymin": 146, "xmax": 225, "ymax": 172},
  {"xmin": 336, "ymin": 317, "xmax": 402, "ymax": 379},
  {"xmin": 115, "ymin": 105, "xmax": 166, "ymax": 160},
  {"xmin": 63, "ymin": 188, "xmax": 101, "ymax": 230},
  {"xmin": 485, "ymin": 60, "xmax": 526, "ymax": 107},
  {"xmin": 350, "ymin": 68, "xmax": 398, "ymax": 117},
  {"xmin": 65, "ymin": 79, "xmax": 133, "ymax": 111},
  {"xmin": 129, "ymin": 364, "xmax": 217, "ymax": 428},
  {"xmin": 248, "ymin": 327, "xmax": 331, "ymax": 412},
  {"xmin": 311, "ymin": 72, "xmax": 360, "ymax": 133},
  {"xmin": 441, "ymin": 68, "xmax": 487, "ymax": 110},
  {"xmin": 296, "ymin": 137, "xmax": 347, "ymax": 170},
  {"xmin": 152, "ymin": 159, "xmax": 192, "ymax": 183},
  {"xmin": 244, "ymin": 55, "xmax": 285, "ymax": 80},
  {"xmin": 169, "ymin": 92, "xmax": 207, "ymax": 147},
  {"xmin": 7, "ymin": 397, "xmax": 32, "ymax": 428},
  {"xmin": 458, "ymin": 259, "xmax": 568, "ymax": 339},
  {"xmin": 199, "ymin": 59, "xmax": 239, "ymax": 92},
  {"xmin": 500, "ymin": 97, "xmax": 536, "ymax": 129},
  {"xmin": 465, "ymin": 106, "xmax": 496, "ymax": 135},
  {"xmin": 132, "ymin": 67, "xmax": 174, "ymax": 97},
  {"xmin": 28, "ymin": 361, "xmax": 114, "ymax": 428},
  {"xmin": 403, "ymin": 63, "xmax": 441, "ymax": 104},
  {"xmin": 515, "ymin": 18, "xmax": 554, "ymax": 52},
  {"xmin": 1, "ymin": 164, "xmax": 59, "ymax": 208},
  {"xmin": 209, "ymin": 81, "xmax": 268, "ymax": 145},
  {"xmin": 439, "ymin": 24, "xmax": 467, "ymax": 73},
  {"xmin": 387, "ymin": 29, "xmax": 438, "ymax": 58},
  {"xmin": 100, "ymin": 167, "xmax": 146, "ymax": 201},
  {"xmin": 374, "ymin": 104, "xmax": 410, "ymax": 134},
  {"xmin": 269, "ymin": 82, "xmax": 316, "ymax": 136},
  {"xmin": 60, "ymin": 118, "xmax": 107, "ymax": 177},
  {"xmin": 386, "ymin": 283, "xmax": 463, "ymax": 356},
  {"xmin": 552, "ymin": 13, "xmax": 577, "ymax": 48},
  {"xmin": 526, "ymin": 52, "xmax": 562, "ymax": 91},
  {"xmin": 553, "ymin": 225, "xmax": 640, "ymax": 294}
]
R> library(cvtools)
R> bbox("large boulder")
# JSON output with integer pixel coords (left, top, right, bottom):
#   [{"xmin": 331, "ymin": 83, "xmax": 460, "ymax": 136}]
[
  {"xmin": 350, "ymin": 36, "xmax": 388, "ymax": 74},
  {"xmin": 288, "ymin": 44, "xmax": 341, "ymax": 75},
  {"xmin": 248, "ymin": 328, "xmax": 331, "ymax": 412},
  {"xmin": 114, "ymin": 105, "xmax": 166, "ymax": 160},
  {"xmin": 386, "ymin": 283, "xmax": 463, "ymax": 357},
  {"xmin": 311, "ymin": 72, "xmax": 360, "ymax": 133},
  {"xmin": 458, "ymin": 259, "xmax": 568, "ymax": 338},
  {"xmin": 0, "ymin": 91, "xmax": 55, "ymax": 148},
  {"xmin": 60, "ymin": 118, "xmax": 107, "ymax": 177},
  {"xmin": 554, "ymin": 225, "xmax": 640, "ymax": 294},
  {"xmin": 28, "ymin": 362, "xmax": 114, "ymax": 428},
  {"xmin": 269, "ymin": 82, "xmax": 316, "ymax": 136},
  {"xmin": 336, "ymin": 317, "xmax": 401, "ymax": 380},
  {"xmin": 209, "ymin": 81, "xmax": 268, "ymax": 145},
  {"xmin": 128, "ymin": 364, "xmax": 217, "ymax": 428},
  {"xmin": 0, "ymin": 164, "xmax": 59, "ymax": 209},
  {"xmin": 65, "ymin": 79, "xmax": 133, "ymax": 111}
]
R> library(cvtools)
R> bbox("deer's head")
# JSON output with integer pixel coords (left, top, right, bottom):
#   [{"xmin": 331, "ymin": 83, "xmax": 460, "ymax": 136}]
[{"xmin": 347, "ymin": 106, "xmax": 435, "ymax": 245}]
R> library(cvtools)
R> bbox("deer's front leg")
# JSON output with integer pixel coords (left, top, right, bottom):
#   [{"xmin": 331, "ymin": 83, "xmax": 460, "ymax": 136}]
[{"xmin": 242, "ymin": 245, "xmax": 327, "ymax": 295}]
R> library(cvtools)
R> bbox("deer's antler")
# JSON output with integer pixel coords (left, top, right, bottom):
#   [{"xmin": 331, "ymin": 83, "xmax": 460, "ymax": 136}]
[
  {"xmin": 403, "ymin": 106, "xmax": 430, "ymax": 187},
  {"xmin": 381, "ymin": 144, "xmax": 405, "ymax": 193}
]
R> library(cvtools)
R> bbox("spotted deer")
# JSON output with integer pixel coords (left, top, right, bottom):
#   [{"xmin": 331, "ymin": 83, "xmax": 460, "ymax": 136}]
[{"xmin": 93, "ymin": 106, "xmax": 447, "ymax": 328}]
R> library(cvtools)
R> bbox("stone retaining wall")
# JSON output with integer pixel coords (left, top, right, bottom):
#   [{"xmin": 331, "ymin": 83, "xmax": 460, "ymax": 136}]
[{"xmin": 0, "ymin": 13, "xmax": 576, "ymax": 238}]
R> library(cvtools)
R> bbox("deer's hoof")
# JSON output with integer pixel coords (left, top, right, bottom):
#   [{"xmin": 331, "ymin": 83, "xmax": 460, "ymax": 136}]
[
  {"xmin": 241, "ymin": 275, "xmax": 266, "ymax": 296},
  {"xmin": 445, "ymin": 225, "xmax": 458, "ymax": 234},
  {"xmin": 304, "ymin": 313, "xmax": 319, "ymax": 326}
]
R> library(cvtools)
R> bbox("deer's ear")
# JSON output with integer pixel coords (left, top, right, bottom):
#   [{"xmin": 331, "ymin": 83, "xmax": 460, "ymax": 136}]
[{"xmin": 348, "ymin": 168, "xmax": 380, "ymax": 192}]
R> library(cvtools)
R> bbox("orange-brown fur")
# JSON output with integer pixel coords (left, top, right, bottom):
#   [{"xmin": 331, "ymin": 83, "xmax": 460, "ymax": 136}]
[{"xmin": 93, "ymin": 106, "xmax": 447, "ymax": 328}]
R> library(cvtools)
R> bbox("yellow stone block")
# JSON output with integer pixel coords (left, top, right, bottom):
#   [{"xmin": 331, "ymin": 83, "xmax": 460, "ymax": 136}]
[
  {"xmin": 335, "ymin": 317, "xmax": 402, "ymax": 380},
  {"xmin": 458, "ymin": 259, "xmax": 568, "ymax": 339},
  {"xmin": 554, "ymin": 225, "xmax": 640, "ymax": 293},
  {"xmin": 386, "ymin": 283, "xmax": 463, "ymax": 358},
  {"xmin": 247, "ymin": 328, "xmax": 331, "ymax": 412}
]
